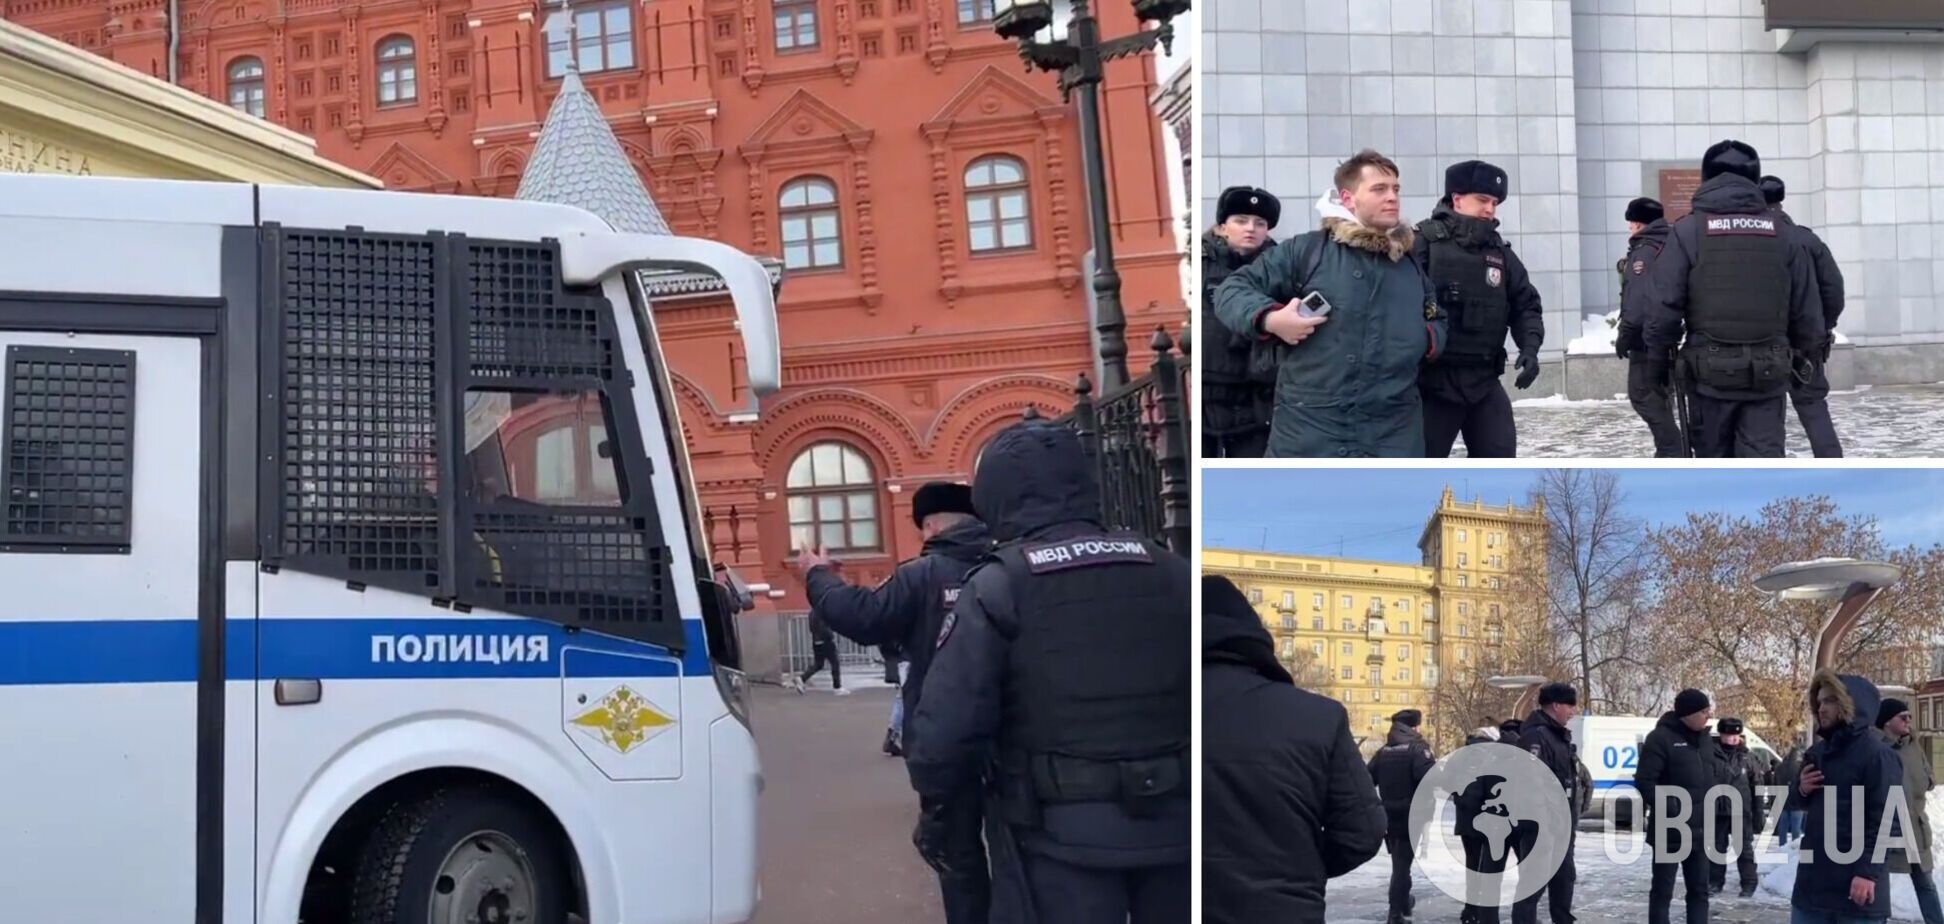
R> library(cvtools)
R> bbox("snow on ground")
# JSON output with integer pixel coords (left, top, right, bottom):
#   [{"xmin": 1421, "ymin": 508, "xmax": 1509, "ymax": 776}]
[
  {"xmin": 1330, "ymin": 792, "xmax": 1944, "ymax": 924},
  {"xmin": 1491, "ymin": 384, "xmax": 1944, "ymax": 457}
]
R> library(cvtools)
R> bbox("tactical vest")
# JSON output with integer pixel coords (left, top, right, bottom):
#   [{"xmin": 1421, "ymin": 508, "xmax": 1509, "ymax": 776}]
[
  {"xmin": 1684, "ymin": 212, "xmax": 1792, "ymax": 395},
  {"xmin": 993, "ymin": 533, "xmax": 1188, "ymax": 818},
  {"xmin": 1422, "ymin": 224, "xmax": 1513, "ymax": 365},
  {"xmin": 899, "ymin": 560, "xmax": 972, "ymax": 754}
]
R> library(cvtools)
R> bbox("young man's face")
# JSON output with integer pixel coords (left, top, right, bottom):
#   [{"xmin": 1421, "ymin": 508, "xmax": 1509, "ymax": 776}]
[
  {"xmin": 1219, "ymin": 214, "xmax": 1270, "ymax": 254},
  {"xmin": 1816, "ymin": 688, "xmax": 1848, "ymax": 733},
  {"xmin": 1339, "ymin": 166, "xmax": 1403, "ymax": 230},
  {"xmin": 1452, "ymin": 192, "xmax": 1500, "ymax": 221},
  {"xmin": 1722, "ymin": 733, "xmax": 1743, "ymax": 747}
]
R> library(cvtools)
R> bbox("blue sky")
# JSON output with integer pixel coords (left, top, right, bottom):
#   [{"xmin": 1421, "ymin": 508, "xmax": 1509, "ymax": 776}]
[{"xmin": 1202, "ymin": 468, "xmax": 1944, "ymax": 561}]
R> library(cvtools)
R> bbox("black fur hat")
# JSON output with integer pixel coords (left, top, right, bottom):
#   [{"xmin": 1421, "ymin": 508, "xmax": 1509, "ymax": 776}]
[
  {"xmin": 1701, "ymin": 140, "xmax": 1761, "ymax": 183},
  {"xmin": 1216, "ymin": 186, "xmax": 1280, "ymax": 229},
  {"xmin": 1444, "ymin": 160, "xmax": 1510, "ymax": 202},
  {"xmin": 910, "ymin": 481, "xmax": 975, "ymax": 528},
  {"xmin": 1759, "ymin": 175, "xmax": 1787, "ymax": 205},
  {"xmin": 1625, "ymin": 197, "xmax": 1663, "ymax": 224}
]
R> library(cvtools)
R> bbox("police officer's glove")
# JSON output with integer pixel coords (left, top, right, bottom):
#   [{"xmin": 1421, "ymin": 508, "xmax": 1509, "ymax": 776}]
[
  {"xmin": 1615, "ymin": 321, "xmax": 1643, "ymax": 360},
  {"xmin": 1514, "ymin": 350, "xmax": 1540, "ymax": 390},
  {"xmin": 913, "ymin": 803, "xmax": 959, "ymax": 875}
]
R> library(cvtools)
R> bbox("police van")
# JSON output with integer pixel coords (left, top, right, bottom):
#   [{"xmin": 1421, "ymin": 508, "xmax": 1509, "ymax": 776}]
[
  {"xmin": 0, "ymin": 174, "xmax": 780, "ymax": 923},
  {"xmin": 1573, "ymin": 714, "xmax": 1781, "ymax": 828}
]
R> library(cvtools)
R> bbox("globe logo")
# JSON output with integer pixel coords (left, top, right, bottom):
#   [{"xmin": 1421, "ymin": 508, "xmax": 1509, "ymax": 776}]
[{"xmin": 1406, "ymin": 742, "xmax": 1576, "ymax": 906}]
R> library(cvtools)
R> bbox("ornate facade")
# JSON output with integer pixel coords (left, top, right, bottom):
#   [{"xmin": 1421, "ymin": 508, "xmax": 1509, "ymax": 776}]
[
  {"xmin": 3, "ymin": 0, "xmax": 1185, "ymax": 620},
  {"xmin": 1202, "ymin": 488, "xmax": 1548, "ymax": 751}
]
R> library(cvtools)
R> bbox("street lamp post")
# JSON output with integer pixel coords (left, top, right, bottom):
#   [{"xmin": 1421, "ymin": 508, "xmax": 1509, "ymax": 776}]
[
  {"xmin": 1754, "ymin": 557, "xmax": 1903, "ymax": 749},
  {"xmin": 992, "ymin": 0, "xmax": 1188, "ymax": 391}
]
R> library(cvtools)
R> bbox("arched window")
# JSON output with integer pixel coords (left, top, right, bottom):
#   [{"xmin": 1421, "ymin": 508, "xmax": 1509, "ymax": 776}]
[
  {"xmin": 965, "ymin": 155, "xmax": 1032, "ymax": 252},
  {"xmin": 786, "ymin": 442, "xmax": 879, "ymax": 552},
  {"xmin": 376, "ymin": 36, "xmax": 417, "ymax": 106},
  {"xmin": 778, "ymin": 177, "xmax": 842, "ymax": 270},
  {"xmin": 227, "ymin": 57, "xmax": 266, "ymax": 118}
]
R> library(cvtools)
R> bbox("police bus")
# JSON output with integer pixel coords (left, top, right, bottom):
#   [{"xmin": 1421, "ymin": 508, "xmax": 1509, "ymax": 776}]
[{"xmin": 0, "ymin": 175, "xmax": 778, "ymax": 923}]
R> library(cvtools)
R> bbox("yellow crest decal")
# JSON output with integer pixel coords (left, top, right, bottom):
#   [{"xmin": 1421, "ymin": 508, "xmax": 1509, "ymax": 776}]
[{"xmin": 570, "ymin": 685, "xmax": 676, "ymax": 754}]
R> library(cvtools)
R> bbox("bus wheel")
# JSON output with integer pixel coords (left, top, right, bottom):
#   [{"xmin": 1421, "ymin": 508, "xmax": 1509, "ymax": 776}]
[{"xmin": 348, "ymin": 786, "xmax": 571, "ymax": 924}]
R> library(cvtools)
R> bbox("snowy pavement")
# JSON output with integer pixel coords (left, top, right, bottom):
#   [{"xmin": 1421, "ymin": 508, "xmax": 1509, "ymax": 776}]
[
  {"xmin": 1330, "ymin": 819, "xmax": 1944, "ymax": 923},
  {"xmin": 1490, "ymin": 385, "xmax": 1944, "ymax": 458}
]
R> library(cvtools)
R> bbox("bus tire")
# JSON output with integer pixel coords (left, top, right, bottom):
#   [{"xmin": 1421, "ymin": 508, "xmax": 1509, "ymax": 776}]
[{"xmin": 348, "ymin": 785, "xmax": 572, "ymax": 924}]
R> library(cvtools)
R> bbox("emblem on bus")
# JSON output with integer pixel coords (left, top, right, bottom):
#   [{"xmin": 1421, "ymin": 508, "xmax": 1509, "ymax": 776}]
[{"xmin": 570, "ymin": 685, "xmax": 676, "ymax": 754}]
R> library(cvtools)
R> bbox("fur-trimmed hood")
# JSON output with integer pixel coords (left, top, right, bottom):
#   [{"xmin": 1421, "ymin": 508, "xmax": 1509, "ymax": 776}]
[
  {"xmin": 1322, "ymin": 217, "xmax": 1415, "ymax": 262},
  {"xmin": 1809, "ymin": 669, "xmax": 1878, "ymax": 741}
]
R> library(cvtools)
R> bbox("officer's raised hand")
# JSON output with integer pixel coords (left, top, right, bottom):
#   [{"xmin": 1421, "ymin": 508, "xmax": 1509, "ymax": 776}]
[
  {"xmin": 1262, "ymin": 302, "xmax": 1327, "ymax": 345},
  {"xmin": 794, "ymin": 545, "xmax": 834, "ymax": 577},
  {"xmin": 1514, "ymin": 350, "xmax": 1540, "ymax": 389}
]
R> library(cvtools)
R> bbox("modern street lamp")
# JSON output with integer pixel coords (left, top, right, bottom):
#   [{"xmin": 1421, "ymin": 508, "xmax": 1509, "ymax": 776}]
[
  {"xmin": 992, "ymin": 0, "xmax": 1188, "ymax": 390},
  {"xmin": 1489, "ymin": 674, "xmax": 1550, "ymax": 721},
  {"xmin": 1754, "ymin": 557, "xmax": 1902, "ymax": 748}
]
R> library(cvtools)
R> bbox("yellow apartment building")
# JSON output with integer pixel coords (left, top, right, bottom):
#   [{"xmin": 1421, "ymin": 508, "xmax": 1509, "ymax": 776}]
[{"xmin": 1204, "ymin": 487, "xmax": 1547, "ymax": 750}]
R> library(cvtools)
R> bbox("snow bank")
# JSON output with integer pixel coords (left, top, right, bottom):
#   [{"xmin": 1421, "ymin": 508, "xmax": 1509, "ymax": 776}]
[
  {"xmin": 1512, "ymin": 393, "xmax": 1631, "ymax": 408},
  {"xmin": 1566, "ymin": 311, "xmax": 1851, "ymax": 355},
  {"xmin": 1759, "ymin": 786, "xmax": 1944, "ymax": 916},
  {"xmin": 1566, "ymin": 311, "xmax": 1620, "ymax": 356}
]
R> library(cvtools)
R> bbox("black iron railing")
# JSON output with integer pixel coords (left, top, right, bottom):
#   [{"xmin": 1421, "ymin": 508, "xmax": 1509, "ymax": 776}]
[{"xmin": 1055, "ymin": 326, "xmax": 1192, "ymax": 553}]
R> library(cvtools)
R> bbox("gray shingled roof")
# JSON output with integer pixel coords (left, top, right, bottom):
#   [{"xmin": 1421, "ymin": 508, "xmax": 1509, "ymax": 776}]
[{"xmin": 516, "ymin": 70, "xmax": 672, "ymax": 235}]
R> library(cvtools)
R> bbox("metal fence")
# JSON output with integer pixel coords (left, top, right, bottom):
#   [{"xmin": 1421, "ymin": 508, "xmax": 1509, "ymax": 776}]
[
  {"xmin": 778, "ymin": 612, "xmax": 894, "ymax": 688},
  {"xmin": 1054, "ymin": 327, "xmax": 1193, "ymax": 553}
]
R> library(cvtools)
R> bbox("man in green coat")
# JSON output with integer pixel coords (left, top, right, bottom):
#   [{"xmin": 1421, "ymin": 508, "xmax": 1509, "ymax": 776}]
[
  {"xmin": 1213, "ymin": 149, "xmax": 1447, "ymax": 458},
  {"xmin": 1878, "ymin": 698, "xmax": 1943, "ymax": 924}
]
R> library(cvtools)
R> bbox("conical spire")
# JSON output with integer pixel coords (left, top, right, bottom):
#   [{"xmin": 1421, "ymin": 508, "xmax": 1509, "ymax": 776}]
[{"xmin": 516, "ymin": 69, "xmax": 672, "ymax": 235}]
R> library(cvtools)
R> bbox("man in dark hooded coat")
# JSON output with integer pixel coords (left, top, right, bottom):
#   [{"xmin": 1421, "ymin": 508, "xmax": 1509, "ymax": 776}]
[
  {"xmin": 1787, "ymin": 671, "xmax": 1901, "ymax": 922},
  {"xmin": 1203, "ymin": 575, "xmax": 1384, "ymax": 923}
]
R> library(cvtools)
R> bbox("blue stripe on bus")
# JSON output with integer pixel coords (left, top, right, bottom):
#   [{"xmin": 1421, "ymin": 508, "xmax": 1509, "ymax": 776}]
[
  {"xmin": 1594, "ymin": 780, "xmax": 1638, "ymax": 790},
  {"xmin": 0, "ymin": 618, "xmax": 708, "ymax": 685}
]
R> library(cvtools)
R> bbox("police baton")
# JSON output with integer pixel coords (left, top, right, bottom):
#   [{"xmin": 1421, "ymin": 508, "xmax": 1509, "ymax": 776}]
[{"xmin": 1670, "ymin": 350, "xmax": 1694, "ymax": 458}]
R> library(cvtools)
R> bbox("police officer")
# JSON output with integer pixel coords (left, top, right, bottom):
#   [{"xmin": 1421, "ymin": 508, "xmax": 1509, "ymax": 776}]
[
  {"xmin": 1615, "ymin": 197, "xmax": 1685, "ymax": 457},
  {"xmin": 909, "ymin": 421, "xmax": 1189, "ymax": 924},
  {"xmin": 1368, "ymin": 709, "xmax": 1435, "ymax": 924},
  {"xmin": 1415, "ymin": 160, "xmax": 1545, "ymax": 457},
  {"xmin": 1708, "ymin": 717, "xmax": 1764, "ymax": 898},
  {"xmin": 1510, "ymin": 683, "xmax": 1580, "ymax": 924},
  {"xmin": 1203, "ymin": 186, "xmax": 1280, "ymax": 459},
  {"xmin": 798, "ymin": 481, "xmax": 992, "ymax": 924},
  {"xmin": 1761, "ymin": 175, "xmax": 1848, "ymax": 458},
  {"xmin": 1644, "ymin": 141, "xmax": 1824, "ymax": 457}
]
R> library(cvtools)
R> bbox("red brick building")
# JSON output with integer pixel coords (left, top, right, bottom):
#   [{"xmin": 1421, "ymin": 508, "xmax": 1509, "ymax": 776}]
[{"xmin": 3, "ymin": 0, "xmax": 1185, "ymax": 621}]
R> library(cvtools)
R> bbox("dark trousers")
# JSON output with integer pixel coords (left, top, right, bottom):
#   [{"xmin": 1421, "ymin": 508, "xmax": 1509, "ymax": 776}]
[
  {"xmin": 1708, "ymin": 815, "xmax": 1757, "ymax": 892},
  {"xmin": 801, "ymin": 641, "xmax": 841, "ymax": 688},
  {"xmin": 1423, "ymin": 381, "xmax": 1517, "ymax": 458},
  {"xmin": 1202, "ymin": 427, "xmax": 1269, "ymax": 459},
  {"xmin": 1628, "ymin": 358, "xmax": 1684, "ymax": 457},
  {"xmin": 925, "ymin": 793, "xmax": 992, "ymax": 924},
  {"xmin": 1511, "ymin": 828, "xmax": 1576, "ymax": 924},
  {"xmin": 1790, "ymin": 359, "xmax": 1844, "ymax": 457},
  {"xmin": 1687, "ymin": 392, "xmax": 1786, "ymax": 458},
  {"xmin": 1385, "ymin": 810, "xmax": 1416, "ymax": 921},
  {"xmin": 1460, "ymin": 831, "xmax": 1508, "ymax": 924},
  {"xmin": 1019, "ymin": 852, "xmax": 1189, "ymax": 924},
  {"xmin": 1648, "ymin": 840, "xmax": 1712, "ymax": 924}
]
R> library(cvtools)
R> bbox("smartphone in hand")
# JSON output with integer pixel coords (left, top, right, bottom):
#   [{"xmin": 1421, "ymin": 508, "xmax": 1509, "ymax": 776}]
[{"xmin": 1297, "ymin": 290, "xmax": 1333, "ymax": 319}]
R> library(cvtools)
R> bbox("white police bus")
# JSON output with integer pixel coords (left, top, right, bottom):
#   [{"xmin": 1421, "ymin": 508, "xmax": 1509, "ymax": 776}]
[{"xmin": 0, "ymin": 175, "xmax": 779, "ymax": 923}]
